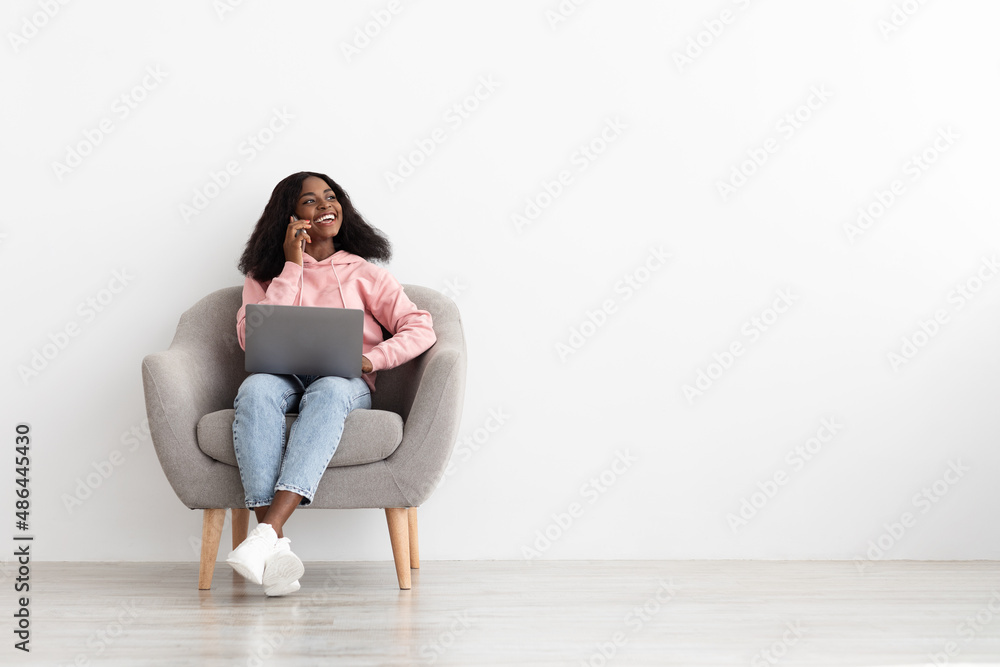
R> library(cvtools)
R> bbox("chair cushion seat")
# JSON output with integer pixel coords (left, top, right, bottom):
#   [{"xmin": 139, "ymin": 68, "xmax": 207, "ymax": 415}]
[{"xmin": 197, "ymin": 408, "xmax": 404, "ymax": 468}]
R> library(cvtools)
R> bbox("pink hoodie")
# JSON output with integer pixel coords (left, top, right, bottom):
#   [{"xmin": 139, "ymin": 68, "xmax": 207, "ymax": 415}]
[{"xmin": 236, "ymin": 250, "xmax": 436, "ymax": 393}]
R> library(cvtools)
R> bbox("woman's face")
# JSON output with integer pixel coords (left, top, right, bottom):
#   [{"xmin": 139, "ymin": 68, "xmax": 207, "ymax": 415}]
[{"xmin": 294, "ymin": 176, "xmax": 343, "ymax": 239}]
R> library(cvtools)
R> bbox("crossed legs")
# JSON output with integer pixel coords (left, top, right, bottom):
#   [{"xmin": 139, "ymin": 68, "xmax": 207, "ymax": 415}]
[{"xmin": 226, "ymin": 373, "xmax": 367, "ymax": 595}]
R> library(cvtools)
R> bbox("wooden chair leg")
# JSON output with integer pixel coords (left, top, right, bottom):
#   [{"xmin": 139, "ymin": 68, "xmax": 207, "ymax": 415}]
[
  {"xmin": 408, "ymin": 507, "xmax": 420, "ymax": 569},
  {"xmin": 231, "ymin": 508, "xmax": 250, "ymax": 550},
  {"xmin": 385, "ymin": 508, "xmax": 412, "ymax": 590},
  {"xmin": 198, "ymin": 509, "xmax": 227, "ymax": 590}
]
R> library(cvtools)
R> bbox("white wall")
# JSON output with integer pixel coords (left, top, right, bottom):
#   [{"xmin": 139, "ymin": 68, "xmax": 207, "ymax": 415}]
[{"xmin": 3, "ymin": 0, "xmax": 999, "ymax": 564}]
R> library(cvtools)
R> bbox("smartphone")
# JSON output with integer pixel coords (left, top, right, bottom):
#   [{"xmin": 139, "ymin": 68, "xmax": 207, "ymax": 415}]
[{"xmin": 292, "ymin": 214, "xmax": 306, "ymax": 248}]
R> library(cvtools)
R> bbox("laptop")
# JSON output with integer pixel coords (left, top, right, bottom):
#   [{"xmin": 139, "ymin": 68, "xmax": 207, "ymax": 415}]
[{"xmin": 244, "ymin": 303, "xmax": 364, "ymax": 378}]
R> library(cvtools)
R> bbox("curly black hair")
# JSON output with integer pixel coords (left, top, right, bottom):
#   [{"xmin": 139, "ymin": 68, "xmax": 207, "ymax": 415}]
[{"xmin": 237, "ymin": 171, "xmax": 392, "ymax": 282}]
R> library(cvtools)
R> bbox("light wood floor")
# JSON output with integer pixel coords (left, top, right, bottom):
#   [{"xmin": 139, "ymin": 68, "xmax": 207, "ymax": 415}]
[{"xmin": 17, "ymin": 560, "xmax": 1000, "ymax": 666}]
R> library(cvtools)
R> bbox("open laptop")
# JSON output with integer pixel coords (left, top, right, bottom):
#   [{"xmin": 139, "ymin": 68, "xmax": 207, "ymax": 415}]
[{"xmin": 244, "ymin": 303, "xmax": 364, "ymax": 378}]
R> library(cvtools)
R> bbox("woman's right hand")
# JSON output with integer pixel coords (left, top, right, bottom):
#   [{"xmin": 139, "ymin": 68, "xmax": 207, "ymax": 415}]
[{"xmin": 283, "ymin": 216, "xmax": 312, "ymax": 266}]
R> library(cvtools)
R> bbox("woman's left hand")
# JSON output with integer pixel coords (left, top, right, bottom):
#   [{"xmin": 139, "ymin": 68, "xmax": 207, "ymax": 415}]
[{"xmin": 361, "ymin": 356, "xmax": 373, "ymax": 373}]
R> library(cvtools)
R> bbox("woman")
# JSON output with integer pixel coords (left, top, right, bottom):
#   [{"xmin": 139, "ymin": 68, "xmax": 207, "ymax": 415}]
[{"xmin": 225, "ymin": 171, "xmax": 436, "ymax": 596}]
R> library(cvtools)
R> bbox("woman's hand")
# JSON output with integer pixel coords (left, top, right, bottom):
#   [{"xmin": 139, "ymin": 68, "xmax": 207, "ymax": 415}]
[
  {"xmin": 361, "ymin": 356, "xmax": 373, "ymax": 373},
  {"xmin": 283, "ymin": 216, "xmax": 312, "ymax": 266}
]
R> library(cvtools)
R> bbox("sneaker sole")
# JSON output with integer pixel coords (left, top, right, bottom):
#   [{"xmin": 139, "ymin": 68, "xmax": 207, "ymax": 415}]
[
  {"xmin": 262, "ymin": 550, "xmax": 304, "ymax": 592},
  {"xmin": 227, "ymin": 556, "xmax": 265, "ymax": 585},
  {"xmin": 265, "ymin": 579, "xmax": 301, "ymax": 597}
]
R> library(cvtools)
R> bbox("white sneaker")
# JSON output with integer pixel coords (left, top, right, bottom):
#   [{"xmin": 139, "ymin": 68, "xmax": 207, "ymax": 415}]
[
  {"xmin": 263, "ymin": 537, "xmax": 304, "ymax": 597},
  {"xmin": 226, "ymin": 522, "xmax": 278, "ymax": 585}
]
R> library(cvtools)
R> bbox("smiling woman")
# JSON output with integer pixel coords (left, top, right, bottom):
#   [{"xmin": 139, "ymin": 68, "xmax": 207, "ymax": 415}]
[{"xmin": 228, "ymin": 171, "xmax": 437, "ymax": 596}]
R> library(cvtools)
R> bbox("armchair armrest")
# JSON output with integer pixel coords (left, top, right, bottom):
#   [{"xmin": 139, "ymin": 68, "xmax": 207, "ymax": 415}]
[
  {"xmin": 141, "ymin": 341, "xmax": 239, "ymax": 509},
  {"xmin": 383, "ymin": 315, "xmax": 468, "ymax": 506}
]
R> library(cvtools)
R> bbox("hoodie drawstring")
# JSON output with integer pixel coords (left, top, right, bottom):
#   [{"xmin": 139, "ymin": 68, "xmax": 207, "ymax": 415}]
[
  {"xmin": 331, "ymin": 263, "xmax": 347, "ymax": 307},
  {"xmin": 299, "ymin": 258, "xmax": 348, "ymax": 307}
]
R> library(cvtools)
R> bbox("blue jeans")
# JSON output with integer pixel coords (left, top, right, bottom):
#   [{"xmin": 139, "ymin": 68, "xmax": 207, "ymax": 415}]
[{"xmin": 232, "ymin": 373, "xmax": 371, "ymax": 508}]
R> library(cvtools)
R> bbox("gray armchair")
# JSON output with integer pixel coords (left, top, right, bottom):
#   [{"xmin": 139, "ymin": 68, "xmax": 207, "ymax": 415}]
[{"xmin": 140, "ymin": 284, "xmax": 466, "ymax": 590}]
